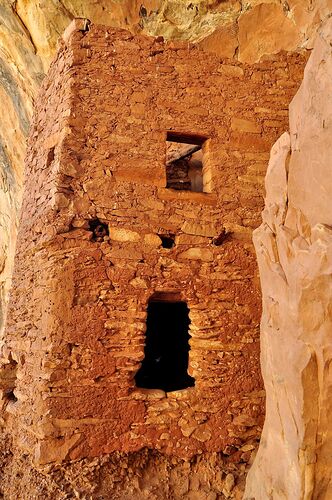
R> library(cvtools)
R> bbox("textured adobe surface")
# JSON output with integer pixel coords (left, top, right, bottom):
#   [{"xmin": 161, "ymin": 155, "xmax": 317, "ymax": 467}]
[{"xmin": 1, "ymin": 22, "xmax": 306, "ymax": 467}]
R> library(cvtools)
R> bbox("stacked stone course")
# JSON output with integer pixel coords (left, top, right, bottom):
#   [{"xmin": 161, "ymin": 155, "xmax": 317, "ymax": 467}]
[{"xmin": 0, "ymin": 20, "xmax": 306, "ymax": 465}]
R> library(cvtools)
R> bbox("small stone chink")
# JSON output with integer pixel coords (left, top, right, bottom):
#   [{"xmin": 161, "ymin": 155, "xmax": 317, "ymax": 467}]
[
  {"xmin": 80, "ymin": 18, "xmax": 91, "ymax": 33},
  {"xmin": 158, "ymin": 234, "xmax": 175, "ymax": 249},
  {"xmin": 139, "ymin": 5, "xmax": 147, "ymax": 18},
  {"xmin": 5, "ymin": 389, "xmax": 18, "ymax": 403},
  {"xmin": 212, "ymin": 229, "xmax": 232, "ymax": 246},
  {"xmin": 46, "ymin": 147, "xmax": 55, "ymax": 167},
  {"xmin": 1, "ymin": 354, "xmax": 18, "ymax": 403},
  {"xmin": 89, "ymin": 219, "xmax": 109, "ymax": 241}
]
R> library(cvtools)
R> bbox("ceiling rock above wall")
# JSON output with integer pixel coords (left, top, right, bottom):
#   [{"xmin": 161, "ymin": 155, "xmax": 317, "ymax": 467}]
[
  {"xmin": 245, "ymin": 16, "xmax": 332, "ymax": 499},
  {"xmin": 8, "ymin": 1, "xmax": 332, "ymax": 67},
  {"xmin": 198, "ymin": 1, "xmax": 332, "ymax": 60}
]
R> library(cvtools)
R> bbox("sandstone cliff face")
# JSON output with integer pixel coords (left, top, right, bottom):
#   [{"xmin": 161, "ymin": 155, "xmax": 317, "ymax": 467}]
[
  {"xmin": 245, "ymin": 17, "xmax": 332, "ymax": 500},
  {"xmin": 0, "ymin": 1, "xmax": 332, "ymax": 335}
]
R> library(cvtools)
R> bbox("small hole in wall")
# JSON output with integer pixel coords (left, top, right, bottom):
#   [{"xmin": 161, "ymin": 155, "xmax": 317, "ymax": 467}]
[
  {"xmin": 89, "ymin": 219, "xmax": 109, "ymax": 241},
  {"xmin": 1, "ymin": 355, "xmax": 18, "ymax": 404},
  {"xmin": 139, "ymin": 4, "xmax": 147, "ymax": 17},
  {"xmin": 166, "ymin": 131, "xmax": 208, "ymax": 193},
  {"xmin": 212, "ymin": 229, "xmax": 232, "ymax": 246},
  {"xmin": 5, "ymin": 390, "xmax": 18, "ymax": 403},
  {"xmin": 159, "ymin": 234, "xmax": 175, "ymax": 249},
  {"xmin": 46, "ymin": 147, "xmax": 55, "ymax": 167}
]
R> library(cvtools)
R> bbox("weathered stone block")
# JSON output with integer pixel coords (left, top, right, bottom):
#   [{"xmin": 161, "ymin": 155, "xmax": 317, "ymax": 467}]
[
  {"xmin": 217, "ymin": 64, "xmax": 244, "ymax": 77},
  {"xmin": 181, "ymin": 221, "xmax": 216, "ymax": 237},
  {"xmin": 231, "ymin": 117, "xmax": 261, "ymax": 134},
  {"xmin": 109, "ymin": 227, "xmax": 140, "ymax": 242},
  {"xmin": 178, "ymin": 248, "xmax": 214, "ymax": 261}
]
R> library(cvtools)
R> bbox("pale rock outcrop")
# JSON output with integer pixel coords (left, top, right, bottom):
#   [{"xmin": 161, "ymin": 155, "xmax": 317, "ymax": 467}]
[
  {"xmin": 0, "ymin": 0, "xmax": 43, "ymax": 334},
  {"xmin": 237, "ymin": 0, "xmax": 332, "ymax": 63},
  {"xmin": 199, "ymin": 1, "xmax": 332, "ymax": 60},
  {"xmin": 245, "ymin": 17, "xmax": 332, "ymax": 500}
]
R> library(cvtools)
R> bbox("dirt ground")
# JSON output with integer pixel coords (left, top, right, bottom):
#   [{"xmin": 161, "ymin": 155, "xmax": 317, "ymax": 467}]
[{"xmin": 0, "ymin": 429, "xmax": 252, "ymax": 499}]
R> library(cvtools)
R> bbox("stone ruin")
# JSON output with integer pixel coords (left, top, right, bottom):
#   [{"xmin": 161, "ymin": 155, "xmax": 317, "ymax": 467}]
[{"xmin": 0, "ymin": 20, "xmax": 306, "ymax": 466}]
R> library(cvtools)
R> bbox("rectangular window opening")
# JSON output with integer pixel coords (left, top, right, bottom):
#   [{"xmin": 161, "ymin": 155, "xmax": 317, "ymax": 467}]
[{"xmin": 166, "ymin": 131, "xmax": 209, "ymax": 193}]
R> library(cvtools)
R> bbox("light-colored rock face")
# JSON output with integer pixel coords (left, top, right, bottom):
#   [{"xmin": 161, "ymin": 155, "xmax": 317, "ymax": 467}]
[
  {"xmin": 14, "ymin": 0, "xmax": 332, "ymax": 65},
  {"xmin": 0, "ymin": 0, "xmax": 331, "ymax": 338},
  {"xmin": 245, "ymin": 17, "xmax": 332, "ymax": 500}
]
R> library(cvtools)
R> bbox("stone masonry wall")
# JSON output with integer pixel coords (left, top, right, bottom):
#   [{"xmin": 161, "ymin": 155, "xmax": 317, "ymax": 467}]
[{"xmin": 0, "ymin": 21, "xmax": 306, "ymax": 465}]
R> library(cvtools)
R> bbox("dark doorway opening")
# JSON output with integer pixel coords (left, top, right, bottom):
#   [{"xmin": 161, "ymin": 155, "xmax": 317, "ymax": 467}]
[{"xmin": 135, "ymin": 297, "xmax": 195, "ymax": 392}]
